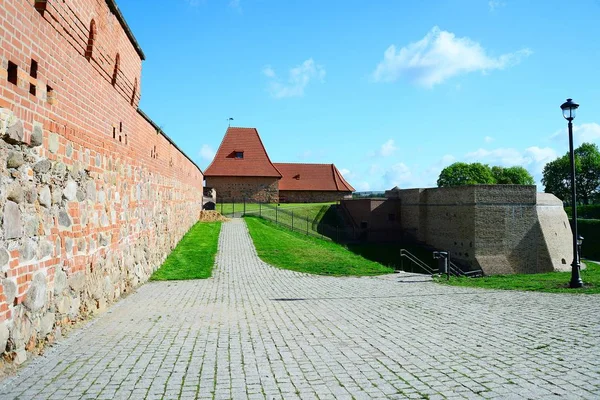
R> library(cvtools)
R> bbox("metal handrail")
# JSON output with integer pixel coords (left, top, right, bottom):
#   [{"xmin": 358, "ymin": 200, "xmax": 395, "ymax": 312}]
[{"xmin": 400, "ymin": 249, "xmax": 438, "ymax": 275}]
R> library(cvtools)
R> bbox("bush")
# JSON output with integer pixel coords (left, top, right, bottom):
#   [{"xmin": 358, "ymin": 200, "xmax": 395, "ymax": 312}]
[
  {"xmin": 574, "ymin": 219, "xmax": 600, "ymax": 260},
  {"xmin": 565, "ymin": 204, "xmax": 600, "ymax": 220}
]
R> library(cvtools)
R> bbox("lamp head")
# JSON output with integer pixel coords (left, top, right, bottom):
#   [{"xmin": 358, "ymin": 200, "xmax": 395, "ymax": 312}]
[{"xmin": 561, "ymin": 98, "xmax": 579, "ymax": 121}]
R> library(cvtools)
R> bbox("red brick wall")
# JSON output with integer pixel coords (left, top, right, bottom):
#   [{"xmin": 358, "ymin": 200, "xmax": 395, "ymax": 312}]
[
  {"xmin": 207, "ymin": 176, "xmax": 279, "ymax": 203},
  {"xmin": 279, "ymin": 191, "xmax": 352, "ymax": 203},
  {"xmin": 0, "ymin": 0, "xmax": 203, "ymax": 362}
]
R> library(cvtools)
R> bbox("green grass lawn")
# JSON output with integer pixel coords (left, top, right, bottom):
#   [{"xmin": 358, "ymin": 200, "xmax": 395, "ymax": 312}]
[
  {"xmin": 245, "ymin": 216, "xmax": 394, "ymax": 276},
  {"xmin": 436, "ymin": 261, "xmax": 600, "ymax": 294},
  {"xmin": 219, "ymin": 202, "xmax": 336, "ymax": 238},
  {"xmin": 150, "ymin": 222, "xmax": 222, "ymax": 281}
]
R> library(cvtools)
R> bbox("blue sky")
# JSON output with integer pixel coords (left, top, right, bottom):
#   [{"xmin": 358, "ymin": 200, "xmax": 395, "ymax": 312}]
[{"xmin": 118, "ymin": 0, "xmax": 600, "ymax": 191}]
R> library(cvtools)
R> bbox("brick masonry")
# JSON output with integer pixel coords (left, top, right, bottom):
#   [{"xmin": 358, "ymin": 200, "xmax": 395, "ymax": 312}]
[
  {"xmin": 208, "ymin": 176, "xmax": 279, "ymax": 203},
  {"xmin": 375, "ymin": 185, "xmax": 572, "ymax": 275},
  {"xmin": 279, "ymin": 190, "xmax": 352, "ymax": 203},
  {"xmin": 0, "ymin": 0, "xmax": 203, "ymax": 363}
]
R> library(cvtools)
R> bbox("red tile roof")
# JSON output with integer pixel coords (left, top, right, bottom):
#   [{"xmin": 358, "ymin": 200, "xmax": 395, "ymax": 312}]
[
  {"xmin": 204, "ymin": 127, "xmax": 282, "ymax": 177},
  {"xmin": 274, "ymin": 163, "xmax": 355, "ymax": 192}
]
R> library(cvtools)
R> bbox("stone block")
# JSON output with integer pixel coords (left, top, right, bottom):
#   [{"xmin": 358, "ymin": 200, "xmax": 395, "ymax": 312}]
[
  {"xmin": 30, "ymin": 123, "xmax": 43, "ymax": 147},
  {"xmin": 48, "ymin": 133, "xmax": 59, "ymax": 154},
  {"xmin": 0, "ymin": 322, "xmax": 9, "ymax": 353},
  {"xmin": 54, "ymin": 269, "xmax": 67, "ymax": 294},
  {"xmin": 24, "ymin": 271, "xmax": 47, "ymax": 312},
  {"xmin": 7, "ymin": 183, "xmax": 24, "ymax": 204},
  {"xmin": 33, "ymin": 159, "xmax": 51, "ymax": 174},
  {"xmin": 4, "ymin": 119, "xmax": 24, "ymax": 144},
  {"xmin": 39, "ymin": 186, "xmax": 51, "ymax": 208},
  {"xmin": 39, "ymin": 312, "xmax": 55, "ymax": 337},
  {"xmin": 63, "ymin": 180, "xmax": 78, "ymax": 201},
  {"xmin": 6, "ymin": 151, "xmax": 24, "ymax": 168},
  {"xmin": 4, "ymin": 201, "xmax": 22, "ymax": 239},
  {"xmin": 67, "ymin": 271, "xmax": 85, "ymax": 292},
  {"xmin": 2, "ymin": 278, "xmax": 17, "ymax": 305},
  {"xmin": 58, "ymin": 209, "xmax": 71, "ymax": 228}
]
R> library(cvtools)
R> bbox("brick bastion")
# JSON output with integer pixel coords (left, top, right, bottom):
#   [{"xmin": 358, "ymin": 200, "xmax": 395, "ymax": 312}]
[{"xmin": 385, "ymin": 185, "xmax": 572, "ymax": 275}]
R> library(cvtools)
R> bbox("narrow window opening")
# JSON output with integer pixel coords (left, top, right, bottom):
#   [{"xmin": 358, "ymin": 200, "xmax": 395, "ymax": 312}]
[
  {"xmin": 112, "ymin": 126, "xmax": 116, "ymax": 139},
  {"xmin": 29, "ymin": 59, "xmax": 38, "ymax": 96},
  {"xmin": 118, "ymin": 122, "xmax": 122, "ymax": 142},
  {"xmin": 111, "ymin": 54, "xmax": 120, "ymax": 86},
  {"xmin": 7, "ymin": 61, "xmax": 18, "ymax": 86},
  {"xmin": 131, "ymin": 78, "xmax": 137, "ymax": 106},
  {"xmin": 85, "ymin": 20, "xmax": 96, "ymax": 61},
  {"xmin": 34, "ymin": 0, "xmax": 47, "ymax": 15},
  {"xmin": 388, "ymin": 213, "xmax": 395, "ymax": 222},
  {"xmin": 46, "ymin": 84, "xmax": 54, "ymax": 104}
]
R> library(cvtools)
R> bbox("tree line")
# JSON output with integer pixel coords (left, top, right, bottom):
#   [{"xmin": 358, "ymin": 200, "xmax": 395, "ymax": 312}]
[{"xmin": 436, "ymin": 142, "xmax": 600, "ymax": 205}]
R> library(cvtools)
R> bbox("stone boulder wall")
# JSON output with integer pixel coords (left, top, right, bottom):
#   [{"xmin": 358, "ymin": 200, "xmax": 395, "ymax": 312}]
[{"xmin": 0, "ymin": 109, "xmax": 202, "ymax": 364}]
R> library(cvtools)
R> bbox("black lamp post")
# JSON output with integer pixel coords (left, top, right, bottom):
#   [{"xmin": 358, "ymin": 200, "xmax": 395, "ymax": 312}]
[
  {"xmin": 561, "ymin": 98, "xmax": 583, "ymax": 288},
  {"xmin": 577, "ymin": 235, "xmax": 584, "ymax": 263}
]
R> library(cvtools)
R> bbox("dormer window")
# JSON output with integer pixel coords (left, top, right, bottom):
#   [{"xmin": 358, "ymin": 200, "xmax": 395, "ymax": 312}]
[
  {"xmin": 293, "ymin": 174, "xmax": 300, "ymax": 180},
  {"xmin": 235, "ymin": 151, "xmax": 244, "ymax": 159}
]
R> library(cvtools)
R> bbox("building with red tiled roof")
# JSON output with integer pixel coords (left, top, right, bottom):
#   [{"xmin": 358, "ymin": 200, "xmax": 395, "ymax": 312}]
[
  {"xmin": 205, "ymin": 127, "xmax": 354, "ymax": 202},
  {"xmin": 274, "ymin": 163, "xmax": 355, "ymax": 203}
]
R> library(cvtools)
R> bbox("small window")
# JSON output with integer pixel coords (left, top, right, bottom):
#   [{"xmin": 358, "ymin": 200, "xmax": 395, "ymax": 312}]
[
  {"xmin": 7, "ymin": 61, "xmax": 18, "ymax": 85},
  {"xmin": 360, "ymin": 221, "xmax": 368, "ymax": 229},
  {"xmin": 85, "ymin": 20, "xmax": 96, "ymax": 61},
  {"xmin": 293, "ymin": 174, "xmax": 300, "ymax": 180},
  {"xmin": 235, "ymin": 151, "xmax": 244, "ymax": 159},
  {"xmin": 34, "ymin": 0, "xmax": 47, "ymax": 15},
  {"xmin": 111, "ymin": 54, "xmax": 120, "ymax": 86},
  {"xmin": 388, "ymin": 213, "xmax": 395, "ymax": 222},
  {"xmin": 131, "ymin": 78, "xmax": 138, "ymax": 106},
  {"xmin": 29, "ymin": 59, "xmax": 38, "ymax": 96},
  {"xmin": 46, "ymin": 84, "xmax": 54, "ymax": 104}
]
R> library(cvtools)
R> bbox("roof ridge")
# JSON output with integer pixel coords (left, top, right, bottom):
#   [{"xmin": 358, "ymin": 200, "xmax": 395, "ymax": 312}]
[{"xmin": 273, "ymin": 162, "xmax": 333, "ymax": 166}]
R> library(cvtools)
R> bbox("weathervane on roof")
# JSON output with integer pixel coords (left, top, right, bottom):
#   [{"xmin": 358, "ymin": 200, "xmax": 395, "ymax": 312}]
[{"xmin": 227, "ymin": 117, "xmax": 234, "ymax": 127}]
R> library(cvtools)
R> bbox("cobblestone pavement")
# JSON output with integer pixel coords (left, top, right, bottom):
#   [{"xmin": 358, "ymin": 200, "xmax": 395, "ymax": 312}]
[{"xmin": 1, "ymin": 219, "xmax": 599, "ymax": 399}]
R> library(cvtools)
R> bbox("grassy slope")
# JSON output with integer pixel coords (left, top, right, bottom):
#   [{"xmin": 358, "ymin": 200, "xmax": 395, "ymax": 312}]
[
  {"xmin": 150, "ymin": 222, "xmax": 222, "ymax": 281},
  {"xmin": 245, "ymin": 216, "xmax": 393, "ymax": 276},
  {"xmin": 436, "ymin": 261, "xmax": 600, "ymax": 294}
]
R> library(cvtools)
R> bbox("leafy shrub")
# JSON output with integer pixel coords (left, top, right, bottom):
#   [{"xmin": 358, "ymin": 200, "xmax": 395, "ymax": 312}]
[{"xmin": 565, "ymin": 204, "xmax": 600, "ymax": 220}]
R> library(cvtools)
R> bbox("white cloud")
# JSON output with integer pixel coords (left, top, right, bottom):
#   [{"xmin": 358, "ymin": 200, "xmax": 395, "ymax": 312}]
[
  {"xmin": 551, "ymin": 123, "xmax": 600, "ymax": 147},
  {"xmin": 264, "ymin": 58, "xmax": 326, "ymax": 99},
  {"xmin": 380, "ymin": 139, "xmax": 397, "ymax": 157},
  {"xmin": 384, "ymin": 162, "xmax": 413, "ymax": 188},
  {"xmin": 199, "ymin": 144, "xmax": 216, "ymax": 161},
  {"xmin": 339, "ymin": 168, "xmax": 357, "ymax": 180},
  {"xmin": 488, "ymin": 0, "xmax": 506, "ymax": 11},
  {"xmin": 229, "ymin": 0, "xmax": 241, "ymax": 11},
  {"xmin": 371, "ymin": 26, "xmax": 531, "ymax": 87},
  {"xmin": 484, "ymin": 136, "xmax": 494, "ymax": 143},
  {"xmin": 354, "ymin": 181, "xmax": 371, "ymax": 192},
  {"xmin": 262, "ymin": 65, "xmax": 275, "ymax": 78}
]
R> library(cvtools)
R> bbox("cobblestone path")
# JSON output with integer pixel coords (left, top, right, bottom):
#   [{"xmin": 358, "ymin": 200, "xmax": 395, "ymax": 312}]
[{"xmin": 1, "ymin": 219, "xmax": 599, "ymax": 399}]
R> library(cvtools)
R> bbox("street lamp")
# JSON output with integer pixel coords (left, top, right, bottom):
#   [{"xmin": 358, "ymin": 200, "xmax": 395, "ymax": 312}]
[
  {"xmin": 577, "ymin": 235, "xmax": 584, "ymax": 263},
  {"xmin": 560, "ymin": 98, "xmax": 583, "ymax": 288}
]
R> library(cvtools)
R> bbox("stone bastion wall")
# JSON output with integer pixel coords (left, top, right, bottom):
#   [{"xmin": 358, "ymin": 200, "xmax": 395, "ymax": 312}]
[
  {"xmin": 0, "ymin": 0, "xmax": 204, "ymax": 363},
  {"xmin": 388, "ymin": 186, "xmax": 572, "ymax": 275}
]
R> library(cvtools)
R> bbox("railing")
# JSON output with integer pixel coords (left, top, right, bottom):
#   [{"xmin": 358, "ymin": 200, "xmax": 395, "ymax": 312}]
[{"xmin": 400, "ymin": 249, "xmax": 438, "ymax": 275}]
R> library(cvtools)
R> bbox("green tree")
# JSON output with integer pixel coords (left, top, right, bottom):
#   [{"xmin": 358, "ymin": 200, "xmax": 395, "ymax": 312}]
[
  {"xmin": 542, "ymin": 142, "xmax": 600, "ymax": 205},
  {"xmin": 437, "ymin": 162, "xmax": 496, "ymax": 187},
  {"xmin": 491, "ymin": 166, "xmax": 535, "ymax": 185}
]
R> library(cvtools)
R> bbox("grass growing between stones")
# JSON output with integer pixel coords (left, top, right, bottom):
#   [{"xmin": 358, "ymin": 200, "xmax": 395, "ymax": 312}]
[
  {"xmin": 435, "ymin": 261, "xmax": 600, "ymax": 294},
  {"xmin": 150, "ymin": 222, "xmax": 221, "ymax": 281},
  {"xmin": 245, "ymin": 216, "xmax": 394, "ymax": 276}
]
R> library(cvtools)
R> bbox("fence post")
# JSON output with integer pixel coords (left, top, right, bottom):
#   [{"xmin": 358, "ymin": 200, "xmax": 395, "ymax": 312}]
[
  {"xmin": 292, "ymin": 211, "xmax": 294, "ymax": 231},
  {"xmin": 232, "ymin": 198, "xmax": 235, "ymax": 217},
  {"xmin": 259, "ymin": 202, "xmax": 262, "ymax": 217},
  {"xmin": 306, "ymin": 215, "xmax": 309, "ymax": 235},
  {"xmin": 244, "ymin": 197, "xmax": 246, "ymax": 216},
  {"xmin": 336, "ymin": 224, "xmax": 339, "ymax": 242},
  {"xmin": 220, "ymin": 199, "xmax": 223, "ymax": 215},
  {"xmin": 276, "ymin": 205, "xmax": 278, "ymax": 225}
]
